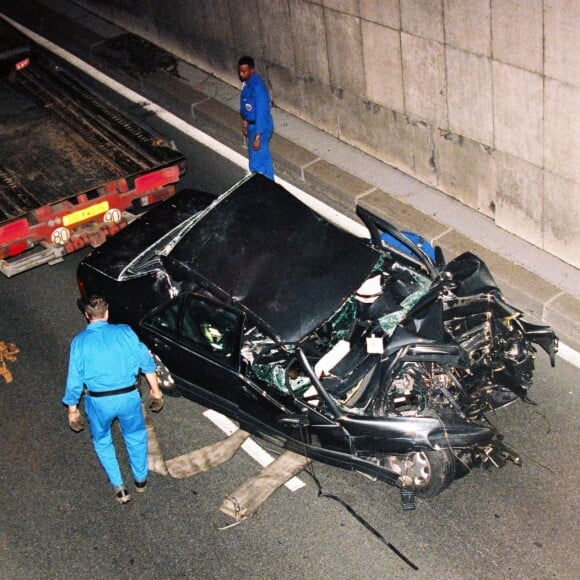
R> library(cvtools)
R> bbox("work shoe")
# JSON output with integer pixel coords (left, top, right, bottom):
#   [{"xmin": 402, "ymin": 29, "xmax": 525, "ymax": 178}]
[
  {"xmin": 134, "ymin": 479, "xmax": 148, "ymax": 493},
  {"xmin": 114, "ymin": 486, "xmax": 131, "ymax": 504}
]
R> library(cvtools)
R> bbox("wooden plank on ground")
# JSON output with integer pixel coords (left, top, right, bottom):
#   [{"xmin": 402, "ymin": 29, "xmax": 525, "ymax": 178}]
[
  {"xmin": 165, "ymin": 429, "xmax": 250, "ymax": 479},
  {"xmin": 220, "ymin": 450, "xmax": 310, "ymax": 522}
]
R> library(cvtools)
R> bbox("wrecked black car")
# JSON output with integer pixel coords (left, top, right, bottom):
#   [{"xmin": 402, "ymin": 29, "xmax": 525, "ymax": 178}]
[{"xmin": 77, "ymin": 174, "xmax": 558, "ymax": 503}]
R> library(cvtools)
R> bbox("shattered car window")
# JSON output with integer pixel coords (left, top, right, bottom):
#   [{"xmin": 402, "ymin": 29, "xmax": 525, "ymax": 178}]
[
  {"xmin": 243, "ymin": 325, "xmax": 311, "ymax": 395},
  {"xmin": 324, "ymin": 296, "xmax": 357, "ymax": 345},
  {"xmin": 378, "ymin": 265, "xmax": 431, "ymax": 336},
  {"xmin": 252, "ymin": 359, "xmax": 312, "ymax": 395}
]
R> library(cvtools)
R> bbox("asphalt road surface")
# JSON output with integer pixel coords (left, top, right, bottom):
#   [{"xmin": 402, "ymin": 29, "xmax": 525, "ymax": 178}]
[{"xmin": 1, "ymin": 77, "xmax": 579, "ymax": 580}]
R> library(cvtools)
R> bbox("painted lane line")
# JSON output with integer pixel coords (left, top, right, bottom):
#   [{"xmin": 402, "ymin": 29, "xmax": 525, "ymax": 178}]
[
  {"xmin": 5, "ymin": 13, "xmax": 578, "ymax": 368},
  {"xmin": 556, "ymin": 342, "xmax": 580, "ymax": 369},
  {"xmin": 203, "ymin": 410, "xmax": 306, "ymax": 491}
]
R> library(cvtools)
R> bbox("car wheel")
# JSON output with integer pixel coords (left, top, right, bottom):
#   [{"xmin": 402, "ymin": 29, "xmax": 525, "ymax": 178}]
[{"xmin": 381, "ymin": 450, "xmax": 456, "ymax": 497}]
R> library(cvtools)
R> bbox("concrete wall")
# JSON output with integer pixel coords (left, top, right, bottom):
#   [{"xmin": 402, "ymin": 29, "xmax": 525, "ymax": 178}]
[{"xmin": 79, "ymin": 0, "xmax": 579, "ymax": 268}]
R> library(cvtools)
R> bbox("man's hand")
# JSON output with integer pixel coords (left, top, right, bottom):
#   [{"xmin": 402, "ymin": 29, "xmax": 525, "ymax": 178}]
[
  {"xmin": 67, "ymin": 408, "xmax": 84, "ymax": 432},
  {"xmin": 149, "ymin": 394, "xmax": 164, "ymax": 413},
  {"xmin": 145, "ymin": 371, "xmax": 163, "ymax": 412},
  {"xmin": 252, "ymin": 134, "xmax": 262, "ymax": 150},
  {"xmin": 242, "ymin": 120, "xmax": 248, "ymax": 137}
]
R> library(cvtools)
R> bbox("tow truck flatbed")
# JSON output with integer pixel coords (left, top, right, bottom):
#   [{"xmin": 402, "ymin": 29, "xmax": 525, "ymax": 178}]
[{"xmin": 0, "ymin": 18, "xmax": 185, "ymax": 276}]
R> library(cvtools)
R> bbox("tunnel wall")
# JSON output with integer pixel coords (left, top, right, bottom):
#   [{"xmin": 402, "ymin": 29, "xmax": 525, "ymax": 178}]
[{"xmin": 78, "ymin": 0, "xmax": 579, "ymax": 268}]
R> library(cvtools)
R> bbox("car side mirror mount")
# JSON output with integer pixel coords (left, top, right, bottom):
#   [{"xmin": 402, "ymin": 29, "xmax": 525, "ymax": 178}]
[{"xmin": 434, "ymin": 246, "xmax": 446, "ymax": 270}]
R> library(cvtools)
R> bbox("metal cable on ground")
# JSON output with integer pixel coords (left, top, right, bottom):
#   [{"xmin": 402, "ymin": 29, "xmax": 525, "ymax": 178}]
[
  {"xmin": 522, "ymin": 402, "xmax": 555, "ymax": 474},
  {"xmin": 298, "ymin": 424, "xmax": 419, "ymax": 571}
]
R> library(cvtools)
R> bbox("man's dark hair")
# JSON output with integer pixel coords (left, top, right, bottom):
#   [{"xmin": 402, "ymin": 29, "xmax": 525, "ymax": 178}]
[
  {"xmin": 238, "ymin": 55, "xmax": 255, "ymax": 69},
  {"xmin": 85, "ymin": 295, "xmax": 109, "ymax": 320}
]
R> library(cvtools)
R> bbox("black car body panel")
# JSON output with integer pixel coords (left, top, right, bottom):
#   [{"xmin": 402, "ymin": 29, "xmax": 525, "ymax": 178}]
[
  {"xmin": 168, "ymin": 176, "xmax": 380, "ymax": 343},
  {"xmin": 83, "ymin": 188, "xmax": 217, "ymax": 280},
  {"xmin": 77, "ymin": 174, "xmax": 558, "ymax": 503}
]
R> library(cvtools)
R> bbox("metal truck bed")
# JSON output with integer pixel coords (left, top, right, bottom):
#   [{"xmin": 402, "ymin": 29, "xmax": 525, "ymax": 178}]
[{"xmin": 0, "ymin": 53, "xmax": 182, "ymax": 224}]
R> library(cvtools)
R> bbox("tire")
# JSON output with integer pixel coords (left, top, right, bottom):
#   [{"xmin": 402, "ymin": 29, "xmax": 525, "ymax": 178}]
[{"xmin": 382, "ymin": 449, "xmax": 456, "ymax": 497}]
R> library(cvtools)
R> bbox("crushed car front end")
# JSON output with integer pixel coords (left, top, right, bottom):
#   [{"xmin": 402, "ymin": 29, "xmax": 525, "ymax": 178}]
[{"xmin": 245, "ymin": 241, "xmax": 557, "ymax": 498}]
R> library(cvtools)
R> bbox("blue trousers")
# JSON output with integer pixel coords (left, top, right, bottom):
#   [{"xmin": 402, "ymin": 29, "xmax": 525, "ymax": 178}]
[
  {"xmin": 84, "ymin": 390, "xmax": 147, "ymax": 488},
  {"xmin": 248, "ymin": 129, "xmax": 274, "ymax": 180}
]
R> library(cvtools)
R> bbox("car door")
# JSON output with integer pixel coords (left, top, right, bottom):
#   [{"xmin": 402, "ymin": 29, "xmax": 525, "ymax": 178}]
[
  {"xmin": 141, "ymin": 293, "xmax": 245, "ymax": 412},
  {"xmin": 141, "ymin": 293, "xmax": 298, "ymax": 436}
]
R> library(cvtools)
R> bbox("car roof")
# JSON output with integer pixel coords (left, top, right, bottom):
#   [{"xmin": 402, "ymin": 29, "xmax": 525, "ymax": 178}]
[{"xmin": 169, "ymin": 174, "xmax": 379, "ymax": 343}]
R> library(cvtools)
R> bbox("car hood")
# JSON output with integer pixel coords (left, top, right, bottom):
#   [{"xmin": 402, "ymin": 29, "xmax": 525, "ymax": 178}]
[{"xmin": 170, "ymin": 175, "xmax": 380, "ymax": 343}]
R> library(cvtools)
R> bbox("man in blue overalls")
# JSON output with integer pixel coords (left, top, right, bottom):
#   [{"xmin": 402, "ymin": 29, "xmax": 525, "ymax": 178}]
[
  {"xmin": 63, "ymin": 295, "xmax": 164, "ymax": 504},
  {"xmin": 238, "ymin": 55, "xmax": 275, "ymax": 180}
]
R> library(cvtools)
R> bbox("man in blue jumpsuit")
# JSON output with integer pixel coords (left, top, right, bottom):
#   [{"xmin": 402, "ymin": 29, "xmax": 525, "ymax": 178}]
[
  {"xmin": 238, "ymin": 55, "xmax": 275, "ymax": 180},
  {"xmin": 63, "ymin": 295, "xmax": 164, "ymax": 504}
]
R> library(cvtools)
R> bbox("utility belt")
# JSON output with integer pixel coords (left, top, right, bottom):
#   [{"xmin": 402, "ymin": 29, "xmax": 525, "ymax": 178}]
[
  {"xmin": 86, "ymin": 383, "xmax": 138, "ymax": 398},
  {"xmin": 245, "ymin": 119, "xmax": 256, "ymax": 124}
]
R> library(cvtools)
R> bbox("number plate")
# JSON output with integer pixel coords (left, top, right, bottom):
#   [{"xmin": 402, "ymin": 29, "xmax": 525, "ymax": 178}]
[{"xmin": 63, "ymin": 201, "xmax": 110, "ymax": 226}]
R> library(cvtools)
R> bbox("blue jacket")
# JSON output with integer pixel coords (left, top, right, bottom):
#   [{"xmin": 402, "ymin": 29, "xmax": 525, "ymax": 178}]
[
  {"xmin": 63, "ymin": 321, "xmax": 156, "ymax": 405},
  {"xmin": 240, "ymin": 72, "xmax": 274, "ymax": 135}
]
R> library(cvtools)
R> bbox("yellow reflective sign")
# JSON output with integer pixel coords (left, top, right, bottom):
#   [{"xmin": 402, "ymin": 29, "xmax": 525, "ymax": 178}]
[{"xmin": 62, "ymin": 201, "xmax": 110, "ymax": 227}]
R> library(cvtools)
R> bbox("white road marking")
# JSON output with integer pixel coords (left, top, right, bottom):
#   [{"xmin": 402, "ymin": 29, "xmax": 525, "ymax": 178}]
[
  {"xmin": 556, "ymin": 342, "xmax": 580, "ymax": 369},
  {"xmin": 3, "ymin": 14, "xmax": 577, "ymax": 370},
  {"xmin": 203, "ymin": 410, "xmax": 306, "ymax": 491}
]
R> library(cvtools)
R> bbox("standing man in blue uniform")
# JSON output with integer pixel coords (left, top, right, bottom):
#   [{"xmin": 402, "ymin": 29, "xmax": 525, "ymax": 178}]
[
  {"xmin": 63, "ymin": 295, "xmax": 164, "ymax": 504},
  {"xmin": 238, "ymin": 55, "xmax": 275, "ymax": 180}
]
